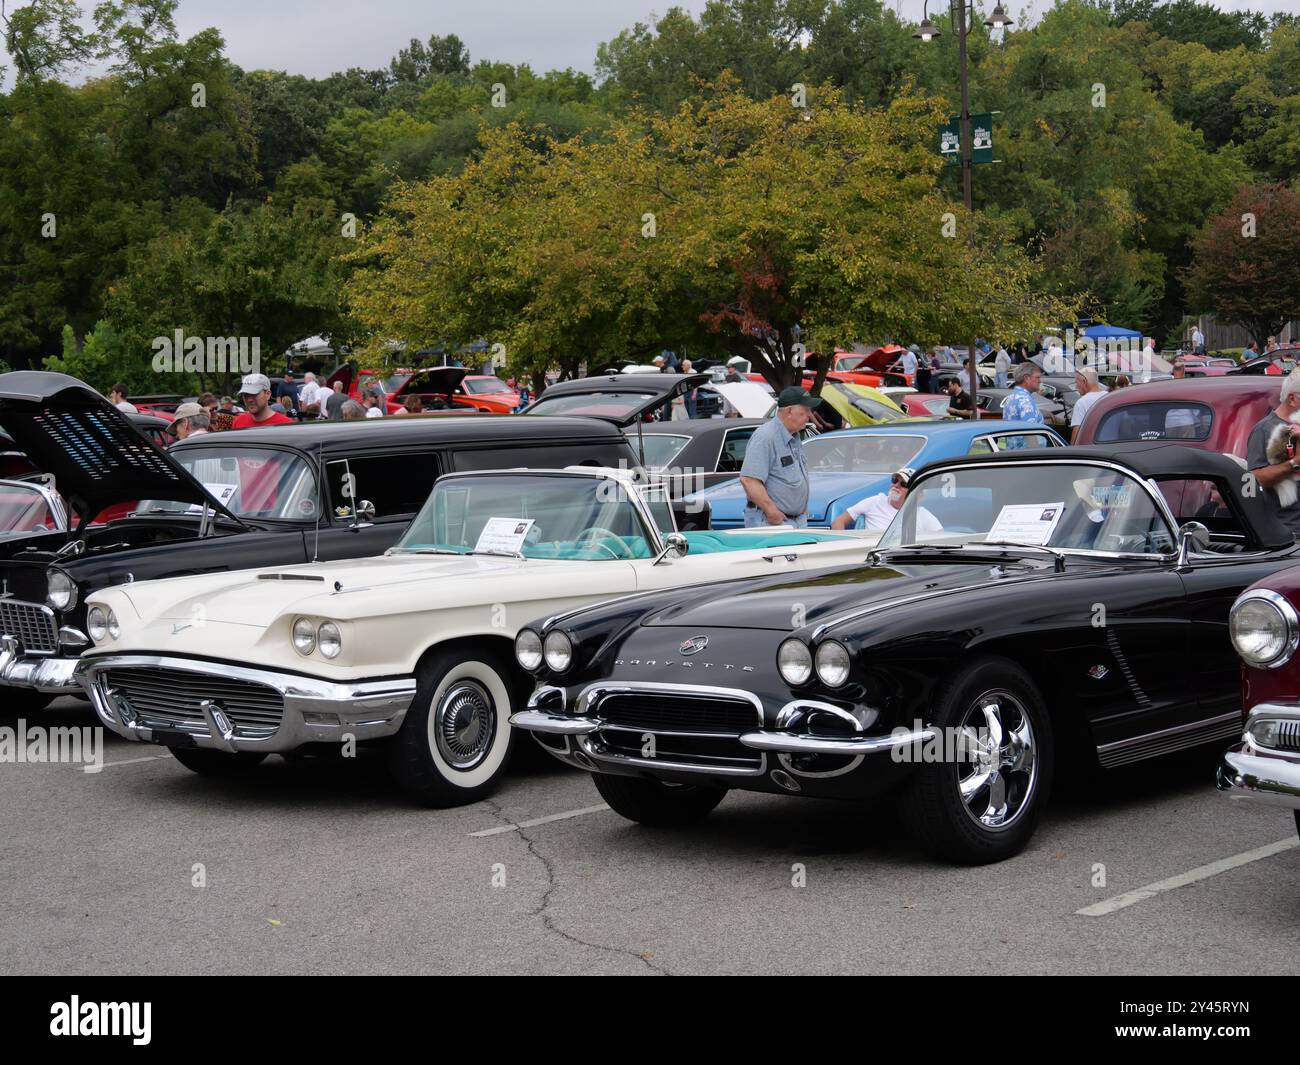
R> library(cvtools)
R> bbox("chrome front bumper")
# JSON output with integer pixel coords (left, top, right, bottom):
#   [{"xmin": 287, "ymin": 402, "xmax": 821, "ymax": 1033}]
[
  {"xmin": 1216, "ymin": 703, "xmax": 1300, "ymax": 811},
  {"xmin": 76, "ymin": 654, "xmax": 417, "ymax": 754},
  {"xmin": 0, "ymin": 635, "xmax": 79, "ymax": 693}
]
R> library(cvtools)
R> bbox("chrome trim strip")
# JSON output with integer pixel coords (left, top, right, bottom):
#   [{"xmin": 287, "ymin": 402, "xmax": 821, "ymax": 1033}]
[
  {"xmin": 740, "ymin": 726, "xmax": 936, "ymax": 755},
  {"xmin": 509, "ymin": 710, "xmax": 599, "ymax": 736},
  {"xmin": 575, "ymin": 681, "xmax": 764, "ymax": 719},
  {"xmin": 1095, "ymin": 711, "xmax": 1243, "ymax": 755}
]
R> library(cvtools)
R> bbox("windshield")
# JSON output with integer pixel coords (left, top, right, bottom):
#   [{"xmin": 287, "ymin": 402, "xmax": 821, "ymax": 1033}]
[
  {"xmin": 524, "ymin": 391, "xmax": 656, "ymax": 420},
  {"xmin": 139, "ymin": 447, "xmax": 318, "ymax": 521},
  {"xmin": 639, "ymin": 434, "xmax": 691, "ymax": 469},
  {"xmin": 464, "ymin": 377, "xmax": 511, "ymax": 394},
  {"xmin": 803, "ymin": 434, "xmax": 926, "ymax": 474},
  {"xmin": 879, "ymin": 462, "xmax": 1174, "ymax": 555},
  {"xmin": 0, "ymin": 484, "xmax": 61, "ymax": 536},
  {"xmin": 395, "ymin": 474, "xmax": 658, "ymax": 560},
  {"xmin": 383, "ymin": 373, "xmax": 412, "ymax": 393},
  {"xmin": 1093, "ymin": 402, "xmax": 1212, "ymax": 442},
  {"xmin": 835, "ymin": 356, "xmax": 866, "ymax": 372}
]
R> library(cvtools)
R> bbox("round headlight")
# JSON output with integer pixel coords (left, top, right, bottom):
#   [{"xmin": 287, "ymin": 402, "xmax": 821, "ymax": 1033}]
[
  {"xmin": 292, "ymin": 617, "xmax": 316, "ymax": 656},
  {"xmin": 1230, "ymin": 591, "xmax": 1298, "ymax": 669},
  {"xmin": 107, "ymin": 608, "xmax": 120, "ymax": 640},
  {"xmin": 318, "ymin": 622, "xmax": 342, "ymax": 659},
  {"xmin": 87, "ymin": 606, "xmax": 108, "ymax": 642},
  {"xmin": 777, "ymin": 638, "xmax": 813, "ymax": 686},
  {"xmin": 543, "ymin": 630, "xmax": 573, "ymax": 673},
  {"xmin": 47, "ymin": 570, "xmax": 76, "ymax": 611},
  {"xmin": 815, "ymin": 641, "xmax": 851, "ymax": 687},
  {"xmin": 515, "ymin": 629, "xmax": 543, "ymax": 671}
]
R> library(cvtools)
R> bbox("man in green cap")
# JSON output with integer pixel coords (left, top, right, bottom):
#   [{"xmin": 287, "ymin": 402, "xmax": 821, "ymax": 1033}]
[{"xmin": 739, "ymin": 386, "xmax": 818, "ymax": 527}]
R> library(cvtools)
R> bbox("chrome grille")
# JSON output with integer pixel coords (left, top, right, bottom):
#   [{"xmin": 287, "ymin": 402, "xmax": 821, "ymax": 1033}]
[
  {"xmin": 0, "ymin": 599, "xmax": 58, "ymax": 655},
  {"xmin": 105, "ymin": 667, "xmax": 284, "ymax": 737},
  {"xmin": 588, "ymin": 690, "xmax": 762, "ymax": 772},
  {"xmin": 1267, "ymin": 719, "xmax": 1300, "ymax": 753}
]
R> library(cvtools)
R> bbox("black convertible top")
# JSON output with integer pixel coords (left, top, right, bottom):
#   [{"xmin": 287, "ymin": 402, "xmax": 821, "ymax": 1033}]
[{"xmin": 919, "ymin": 442, "xmax": 1295, "ymax": 551}]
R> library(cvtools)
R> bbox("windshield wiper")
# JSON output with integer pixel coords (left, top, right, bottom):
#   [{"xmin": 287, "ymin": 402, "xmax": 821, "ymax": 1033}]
[{"xmin": 974, "ymin": 541, "xmax": 1066, "ymax": 572}]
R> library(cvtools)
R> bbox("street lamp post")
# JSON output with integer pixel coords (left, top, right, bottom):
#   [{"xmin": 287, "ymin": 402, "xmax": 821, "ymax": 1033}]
[{"xmin": 915, "ymin": 2, "xmax": 1012, "ymax": 406}]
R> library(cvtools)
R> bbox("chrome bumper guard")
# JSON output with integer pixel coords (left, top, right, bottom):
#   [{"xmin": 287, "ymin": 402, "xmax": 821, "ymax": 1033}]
[
  {"xmin": 0, "ymin": 634, "xmax": 79, "ymax": 694},
  {"xmin": 76, "ymin": 654, "xmax": 417, "ymax": 754},
  {"xmin": 1217, "ymin": 703, "xmax": 1300, "ymax": 810},
  {"xmin": 509, "ymin": 686, "xmax": 937, "ymax": 759}
]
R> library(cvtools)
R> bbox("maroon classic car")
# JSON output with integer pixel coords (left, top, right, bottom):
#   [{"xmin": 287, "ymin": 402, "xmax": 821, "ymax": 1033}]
[
  {"xmin": 1074, "ymin": 375, "xmax": 1281, "ymax": 461},
  {"xmin": 1219, "ymin": 570, "xmax": 1300, "ymax": 839}
]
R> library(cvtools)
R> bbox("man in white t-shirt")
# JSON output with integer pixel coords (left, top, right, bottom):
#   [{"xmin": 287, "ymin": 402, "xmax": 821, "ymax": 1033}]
[
  {"xmin": 1070, "ymin": 368, "xmax": 1103, "ymax": 442},
  {"xmin": 831, "ymin": 467, "xmax": 942, "ymax": 533},
  {"xmin": 899, "ymin": 347, "xmax": 919, "ymax": 380}
]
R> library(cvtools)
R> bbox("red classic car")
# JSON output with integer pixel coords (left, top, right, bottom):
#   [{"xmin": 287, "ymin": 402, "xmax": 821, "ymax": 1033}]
[
  {"xmin": 325, "ymin": 364, "xmax": 518, "ymax": 415},
  {"xmin": 823, "ymin": 345, "xmax": 913, "ymax": 388},
  {"xmin": 1219, "ymin": 569, "xmax": 1300, "ymax": 839},
  {"xmin": 1074, "ymin": 375, "xmax": 1282, "ymax": 461}
]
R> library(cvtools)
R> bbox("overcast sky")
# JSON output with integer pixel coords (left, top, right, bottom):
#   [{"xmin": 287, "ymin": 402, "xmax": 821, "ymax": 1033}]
[
  {"xmin": 5, "ymin": 0, "xmax": 1293, "ymax": 83},
  {"xmin": 164, "ymin": 0, "xmax": 1297, "ymax": 77}
]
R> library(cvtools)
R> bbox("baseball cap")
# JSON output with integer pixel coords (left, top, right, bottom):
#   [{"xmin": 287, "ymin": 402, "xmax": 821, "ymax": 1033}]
[
  {"xmin": 892, "ymin": 467, "xmax": 917, "ymax": 487},
  {"xmin": 777, "ymin": 386, "xmax": 818, "ymax": 408},
  {"xmin": 727, "ymin": 356, "xmax": 747, "ymax": 366},
  {"xmin": 238, "ymin": 372, "xmax": 271, "ymax": 396},
  {"xmin": 166, "ymin": 401, "xmax": 205, "ymax": 435}
]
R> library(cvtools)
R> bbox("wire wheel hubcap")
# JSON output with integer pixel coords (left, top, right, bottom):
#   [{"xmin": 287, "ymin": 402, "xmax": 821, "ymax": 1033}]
[
  {"xmin": 955, "ymin": 688, "xmax": 1037, "ymax": 831},
  {"xmin": 434, "ymin": 679, "xmax": 496, "ymax": 771}
]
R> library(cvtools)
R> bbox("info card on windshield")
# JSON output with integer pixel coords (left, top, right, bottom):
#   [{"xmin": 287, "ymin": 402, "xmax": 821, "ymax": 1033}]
[
  {"xmin": 474, "ymin": 517, "xmax": 536, "ymax": 555},
  {"xmin": 986, "ymin": 502, "xmax": 1065, "ymax": 546}
]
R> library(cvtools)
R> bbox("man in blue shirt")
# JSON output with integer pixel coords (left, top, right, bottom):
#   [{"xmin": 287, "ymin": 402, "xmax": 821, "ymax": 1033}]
[
  {"xmin": 1001, "ymin": 361, "xmax": 1045, "ymax": 424},
  {"xmin": 739, "ymin": 387, "xmax": 817, "ymax": 527}
]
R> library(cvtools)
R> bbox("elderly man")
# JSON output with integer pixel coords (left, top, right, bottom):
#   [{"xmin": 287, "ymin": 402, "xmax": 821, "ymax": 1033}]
[
  {"xmin": 297, "ymin": 372, "xmax": 323, "ymax": 417},
  {"xmin": 231, "ymin": 373, "xmax": 295, "ymax": 429},
  {"xmin": 831, "ymin": 467, "xmax": 942, "ymax": 533},
  {"xmin": 1070, "ymin": 367, "xmax": 1103, "ymax": 442},
  {"xmin": 739, "ymin": 387, "xmax": 818, "ymax": 527},
  {"xmin": 166, "ymin": 402, "xmax": 210, "ymax": 442},
  {"xmin": 1002, "ymin": 361, "xmax": 1045, "ymax": 424},
  {"xmin": 1247, "ymin": 368, "xmax": 1300, "ymax": 536}
]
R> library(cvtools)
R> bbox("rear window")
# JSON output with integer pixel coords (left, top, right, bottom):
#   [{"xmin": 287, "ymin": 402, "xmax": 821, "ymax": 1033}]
[{"xmin": 1094, "ymin": 402, "xmax": 1212, "ymax": 443}]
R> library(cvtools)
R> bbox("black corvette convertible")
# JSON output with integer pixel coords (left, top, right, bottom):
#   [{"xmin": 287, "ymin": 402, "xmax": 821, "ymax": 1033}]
[{"xmin": 511, "ymin": 444, "xmax": 1300, "ymax": 864}]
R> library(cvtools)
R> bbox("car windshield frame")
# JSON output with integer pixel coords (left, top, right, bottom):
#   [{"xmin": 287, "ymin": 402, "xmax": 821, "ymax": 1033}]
[
  {"xmin": 137, "ymin": 445, "xmax": 320, "ymax": 523},
  {"xmin": 0, "ymin": 480, "xmax": 63, "ymax": 537},
  {"xmin": 803, "ymin": 433, "xmax": 928, "ymax": 475},
  {"xmin": 391, "ymin": 471, "xmax": 665, "ymax": 561},
  {"xmin": 878, "ymin": 458, "xmax": 1179, "ymax": 560},
  {"xmin": 463, "ymin": 377, "xmax": 511, "ymax": 395}
]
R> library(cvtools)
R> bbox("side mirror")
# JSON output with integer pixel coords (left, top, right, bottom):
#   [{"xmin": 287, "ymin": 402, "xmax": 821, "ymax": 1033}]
[
  {"xmin": 1176, "ymin": 520, "xmax": 1210, "ymax": 565},
  {"xmin": 355, "ymin": 499, "xmax": 376, "ymax": 522},
  {"xmin": 653, "ymin": 532, "xmax": 689, "ymax": 566}
]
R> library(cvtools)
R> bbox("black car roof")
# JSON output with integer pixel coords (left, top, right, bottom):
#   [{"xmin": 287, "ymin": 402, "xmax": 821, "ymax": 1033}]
[
  {"xmin": 174, "ymin": 411, "xmax": 627, "ymax": 451},
  {"xmin": 916, "ymin": 442, "xmax": 1293, "ymax": 550}
]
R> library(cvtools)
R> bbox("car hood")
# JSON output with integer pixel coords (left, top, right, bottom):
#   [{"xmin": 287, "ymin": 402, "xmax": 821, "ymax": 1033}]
[
  {"xmin": 525, "ymin": 373, "xmax": 709, "ymax": 427},
  {"xmin": 639, "ymin": 560, "xmax": 1020, "ymax": 631},
  {"xmin": 393, "ymin": 367, "xmax": 469, "ymax": 397},
  {"xmin": 0, "ymin": 371, "xmax": 241, "ymax": 526},
  {"xmin": 704, "ymin": 381, "xmax": 774, "ymax": 418},
  {"xmin": 104, "ymin": 552, "xmax": 635, "ymax": 630},
  {"xmin": 687, "ymin": 471, "xmax": 892, "ymax": 522}
]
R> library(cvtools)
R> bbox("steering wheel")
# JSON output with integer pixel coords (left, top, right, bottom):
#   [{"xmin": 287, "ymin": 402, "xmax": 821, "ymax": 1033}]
[{"xmin": 575, "ymin": 526, "xmax": 633, "ymax": 559}]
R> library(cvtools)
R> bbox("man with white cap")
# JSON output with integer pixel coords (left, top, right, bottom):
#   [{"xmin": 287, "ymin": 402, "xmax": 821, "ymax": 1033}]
[
  {"xmin": 231, "ymin": 373, "xmax": 295, "ymax": 429},
  {"xmin": 831, "ymin": 467, "xmax": 942, "ymax": 533}
]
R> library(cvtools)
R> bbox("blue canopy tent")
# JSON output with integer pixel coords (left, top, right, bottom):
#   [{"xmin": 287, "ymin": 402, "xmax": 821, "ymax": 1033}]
[{"xmin": 1080, "ymin": 324, "xmax": 1141, "ymax": 341}]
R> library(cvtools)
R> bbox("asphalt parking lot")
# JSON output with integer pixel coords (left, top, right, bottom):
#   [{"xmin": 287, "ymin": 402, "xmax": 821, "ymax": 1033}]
[{"xmin": 2, "ymin": 697, "xmax": 1297, "ymax": 976}]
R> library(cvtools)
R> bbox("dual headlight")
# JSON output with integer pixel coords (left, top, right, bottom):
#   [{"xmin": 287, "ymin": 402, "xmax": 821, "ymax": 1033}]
[
  {"xmin": 292, "ymin": 618, "xmax": 343, "ymax": 659},
  {"xmin": 516, "ymin": 628, "xmax": 572, "ymax": 673},
  {"xmin": 87, "ymin": 605, "xmax": 120, "ymax": 642},
  {"xmin": 47, "ymin": 570, "xmax": 77, "ymax": 611},
  {"xmin": 777, "ymin": 638, "xmax": 851, "ymax": 688},
  {"xmin": 1230, "ymin": 590, "xmax": 1299, "ymax": 670}
]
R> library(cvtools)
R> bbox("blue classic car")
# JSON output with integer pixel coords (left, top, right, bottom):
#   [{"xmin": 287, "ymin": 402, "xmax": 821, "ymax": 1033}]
[{"xmin": 687, "ymin": 420, "xmax": 1065, "ymax": 528}]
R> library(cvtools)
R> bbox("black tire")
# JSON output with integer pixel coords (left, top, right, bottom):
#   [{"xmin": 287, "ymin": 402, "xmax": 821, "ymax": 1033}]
[
  {"xmin": 386, "ymin": 647, "xmax": 518, "ymax": 807},
  {"xmin": 896, "ymin": 656, "xmax": 1053, "ymax": 865},
  {"xmin": 0, "ymin": 690, "xmax": 53, "ymax": 716},
  {"xmin": 593, "ymin": 772, "xmax": 726, "ymax": 826},
  {"xmin": 168, "ymin": 748, "xmax": 268, "ymax": 775}
]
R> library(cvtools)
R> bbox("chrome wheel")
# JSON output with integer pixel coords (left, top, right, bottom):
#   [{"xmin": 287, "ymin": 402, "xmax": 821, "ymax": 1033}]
[
  {"xmin": 434, "ymin": 680, "xmax": 496, "ymax": 771},
  {"xmin": 955, "ymin": 688, "xmax": 1037, "ymax": 831}
]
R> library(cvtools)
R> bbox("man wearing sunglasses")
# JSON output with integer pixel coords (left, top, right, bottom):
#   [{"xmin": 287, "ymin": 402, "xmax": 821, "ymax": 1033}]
[{"xmin": 831, "ymin": 467, "xmax": 942, "ymax": 533}]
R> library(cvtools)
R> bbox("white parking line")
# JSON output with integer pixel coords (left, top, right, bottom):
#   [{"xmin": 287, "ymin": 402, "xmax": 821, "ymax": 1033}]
[
  {"xmin": 1076, "ymin": 837, "xmax": 1299, "ymax": 917},
  {"xmin": 82, "ymin": 754, "xmax": 172, "ymax": 773},
  {"xmin": 470, "ymin": 804, "xmax": 611, "ymax": 837}
]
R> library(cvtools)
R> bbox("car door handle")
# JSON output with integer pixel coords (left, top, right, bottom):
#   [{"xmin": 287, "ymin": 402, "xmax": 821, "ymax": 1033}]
[{"xmin": 762, "ymin": 553, "xmax": 799, "ymax": 562}]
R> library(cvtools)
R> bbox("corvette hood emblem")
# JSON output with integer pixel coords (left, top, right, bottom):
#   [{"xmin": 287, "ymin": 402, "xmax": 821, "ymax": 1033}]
[{"xmin": 679, "ymin": 635, "xmax": 708, "ymax": 656}]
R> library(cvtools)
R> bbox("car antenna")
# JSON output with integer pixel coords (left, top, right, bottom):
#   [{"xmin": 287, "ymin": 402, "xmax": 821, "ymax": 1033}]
[{"xmin": 311, "ymin": 465, "xmax": 323, "ymax": 563}]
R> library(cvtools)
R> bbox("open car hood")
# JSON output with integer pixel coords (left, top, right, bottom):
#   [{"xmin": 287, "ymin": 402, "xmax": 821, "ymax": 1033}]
[
  {"xmin": 392, "ymin": 366, "xmax": 469, "ymax": 397},
  {"xmin": 0, "ymin": 372, "xmax": 243, "ymax": 526},
  {"xmin": 703, "ymin": 380, "xmax": 774, "ymax": 418},
  {"xmin": 524, "ymin": 373, "xmax": 710, "ymax": 427}
]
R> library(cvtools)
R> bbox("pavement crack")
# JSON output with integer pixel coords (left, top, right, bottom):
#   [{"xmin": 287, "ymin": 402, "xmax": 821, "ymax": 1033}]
[{"xmin": 514, "ymin": 819, "xmax": 668, "ymax": 975}]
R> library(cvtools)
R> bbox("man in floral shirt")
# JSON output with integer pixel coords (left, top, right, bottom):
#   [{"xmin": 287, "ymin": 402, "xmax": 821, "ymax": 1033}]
[{"xmin": 1001, "ymin": 361, "xmax": 1044, "ymax": 424}]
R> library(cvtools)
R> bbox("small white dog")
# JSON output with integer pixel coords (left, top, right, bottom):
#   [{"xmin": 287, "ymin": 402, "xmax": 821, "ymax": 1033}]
[{"xmin": 1265, "ymin": 412, "xmax": 1300, "ymax": 506}]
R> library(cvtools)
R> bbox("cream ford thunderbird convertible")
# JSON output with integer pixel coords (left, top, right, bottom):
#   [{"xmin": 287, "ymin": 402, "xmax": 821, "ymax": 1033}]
[{"xmin": 75, "ymin": 468, "xmax": 877, "ymax": 806}]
